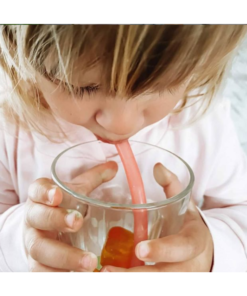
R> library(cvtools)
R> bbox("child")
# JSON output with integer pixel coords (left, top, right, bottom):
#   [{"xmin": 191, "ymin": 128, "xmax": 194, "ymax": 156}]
[{"xmin": 0, "ymin": 25, "xmax": 247, "ymax": 272}]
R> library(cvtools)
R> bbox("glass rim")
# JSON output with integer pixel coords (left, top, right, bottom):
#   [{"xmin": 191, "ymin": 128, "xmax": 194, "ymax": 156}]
[{"xmin": 51, "ymin": 140, "xmax": 194, "ymax": 210}]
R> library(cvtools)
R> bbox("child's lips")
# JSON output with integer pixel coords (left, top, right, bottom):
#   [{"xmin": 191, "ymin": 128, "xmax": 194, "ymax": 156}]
[{"xmin": 95, "ymin": 134, "xmax": 127, "ymax": 144}]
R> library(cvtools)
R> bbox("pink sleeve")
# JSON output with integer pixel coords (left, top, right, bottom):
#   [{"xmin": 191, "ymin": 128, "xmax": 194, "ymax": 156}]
[
  {"xmin": 199, "ymin": 102, "xmax": 247, "ymax": 272},
  {"xmin": 0, "ymin": 129, "xmax": 29, "ymax": 271}
]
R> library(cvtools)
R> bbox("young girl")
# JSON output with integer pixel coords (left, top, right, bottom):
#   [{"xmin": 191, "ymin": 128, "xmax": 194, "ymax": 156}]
[{"xmin": 0, "ymin": 25, "xmax": 247, "ymax": 272}]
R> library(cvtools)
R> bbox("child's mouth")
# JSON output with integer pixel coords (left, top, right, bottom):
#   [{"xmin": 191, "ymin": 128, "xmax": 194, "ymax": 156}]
[{"xmin": 95, "ymin": 134, "xmax": 127, "ymax": 144}]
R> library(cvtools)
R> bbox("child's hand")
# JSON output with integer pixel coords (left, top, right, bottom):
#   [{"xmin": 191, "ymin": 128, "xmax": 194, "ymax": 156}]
[
  {"xmin": 101, "ymin": 163, "xmax": 214, "ymax": 272},
  {"xmin": 23, "ymin": 161, "xmax": 118, "ymax": 272}
]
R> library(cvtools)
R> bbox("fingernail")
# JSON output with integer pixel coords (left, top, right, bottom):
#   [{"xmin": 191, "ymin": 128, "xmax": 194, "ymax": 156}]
[
  {"xmin": 137, "ymin": 242, "xmax": 150, "ymax": 259},
  {"xmin": 48, "ymin": 188, "xmax": 56, "ymax": 204},
  {"xmin": 80, "ymin": 253, "xmax": 97, "ymax": 271},
  {"xmin": 102, "ymin": 169, "xmax": 115, "ymax": 181},
  {"xmin": 65, "ymin": 210, "xmax": 82, "ymax": 228},
  {"xmin": 154, "ymin": 163, "xmax": 172, "ymax": 187}
]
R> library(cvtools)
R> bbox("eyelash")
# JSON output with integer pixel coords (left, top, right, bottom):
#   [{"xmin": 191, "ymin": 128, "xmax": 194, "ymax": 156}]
[
  {"xmin": 44, "ymin": 71, "xmax": 177, "ymax": 98},
  {"xmin": 44, "ymin": 71, "xmax": 100, "ymax": 98},
  {"xmin": 61, "ymin": 83, "xmax": 100, "ymax": 98}
]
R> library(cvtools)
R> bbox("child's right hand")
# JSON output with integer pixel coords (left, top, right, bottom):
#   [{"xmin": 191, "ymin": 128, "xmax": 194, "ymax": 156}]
[{"xmin": 23, "ymin": 161, "xmax": 118, "ymax": 272}]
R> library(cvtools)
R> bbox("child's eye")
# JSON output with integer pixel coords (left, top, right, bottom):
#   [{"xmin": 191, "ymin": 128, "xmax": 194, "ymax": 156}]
[
  {"xmin": 62, "ymin": 83, "xmax": 100, "ymax": 98},
  {"xmin": 43, "ymin": 70, "xmax": 100, "ymax": 98}
]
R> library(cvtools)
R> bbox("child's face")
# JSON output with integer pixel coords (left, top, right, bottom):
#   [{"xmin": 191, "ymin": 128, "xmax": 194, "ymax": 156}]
[{"xmin": 37, "ymin": 66, "xmax": 187, "ymax": 142}]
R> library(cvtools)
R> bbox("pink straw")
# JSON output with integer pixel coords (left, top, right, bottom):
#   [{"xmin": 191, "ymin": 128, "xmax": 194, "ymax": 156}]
[{"xmin": 115, "ymin": 140, "xmax": 148, "ymax": 267}]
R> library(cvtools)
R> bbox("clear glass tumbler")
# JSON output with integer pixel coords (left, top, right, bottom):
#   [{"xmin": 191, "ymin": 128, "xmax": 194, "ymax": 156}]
[{"xmin": 51, "ymin": 140, "xmax": 194, "ymax": 269}]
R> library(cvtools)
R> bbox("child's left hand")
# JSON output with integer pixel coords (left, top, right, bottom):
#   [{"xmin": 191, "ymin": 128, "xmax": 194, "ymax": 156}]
[{"xmin": 101, "ymin": 164, "xmax": 214, "ymax": 272}]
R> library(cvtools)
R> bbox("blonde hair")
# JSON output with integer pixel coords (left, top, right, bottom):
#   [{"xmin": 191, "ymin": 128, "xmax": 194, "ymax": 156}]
[{"xmin": 0, "ymin": 25, "xmax": 246, "ymax": 135}]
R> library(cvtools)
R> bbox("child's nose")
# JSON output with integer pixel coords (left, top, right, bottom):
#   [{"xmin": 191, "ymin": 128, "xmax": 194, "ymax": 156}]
[{"xmin": 95, "ymin": 102, "xmax": 144, "ymax": 136}]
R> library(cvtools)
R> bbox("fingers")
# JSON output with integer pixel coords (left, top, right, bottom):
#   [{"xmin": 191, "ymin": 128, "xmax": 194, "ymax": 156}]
[
  {"xmin": 102, "ymin": 164, "xmax": 208, "ymax": 273},
  {"xmin": 153, "ymin": 163, "xmax": 183, "ymax": 198},
  {"xmin": 135, "ymin": 220, "xmax": 206, "ymax": 263},
  {"xmin": 102, "ymin": 222, "xmax": 206, "ymax": 271},
  {"xmin": 26, "ymin": 161, "xmax": 118, "ymax": 231},
  {"xmin": 69, "ymin": 161, "xmax": 118, "ymax": 195},
  {"xmin": 25, "ymin": 229, "xmax": 97, "ymax": 272},
  {"xmin": 25, "ymin": 162, "xmax": 117, "ymax": 273},
  {"xmin": 25, "ymin": 202, "xmax": 83, "ymax": 232},
  {"xmin": 28, "ymin": 178, "xmax": 63, "ymax": 206},
  {"xmin": 28, "ymin": 161, "xmax": 118, "ymax": 207}
]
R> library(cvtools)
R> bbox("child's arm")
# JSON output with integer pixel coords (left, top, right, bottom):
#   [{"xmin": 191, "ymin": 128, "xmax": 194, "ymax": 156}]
[
  {"xmin": 0, "ymin": 129, "xmax": 92, "ymax": 272},
  {"xmin": 198, "ymin": 104, "xmax": 247, "ymax": 271},
  {"xmin": 0, "ymin": 130, "xmax": 29, "ymax": 271},
  {"xmin": 0, "ymin": 126, "xmax": 118, "ymax": 271}
]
